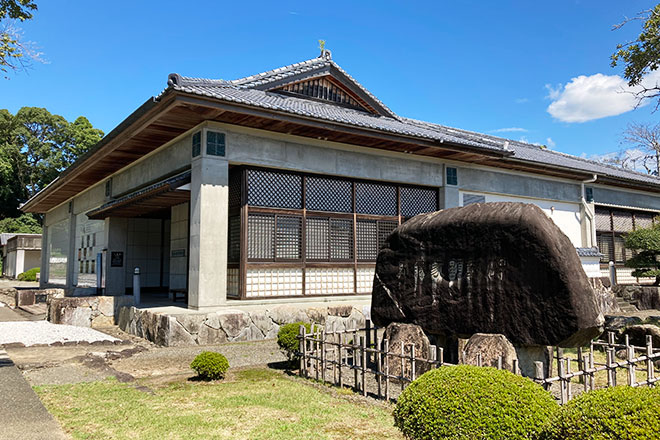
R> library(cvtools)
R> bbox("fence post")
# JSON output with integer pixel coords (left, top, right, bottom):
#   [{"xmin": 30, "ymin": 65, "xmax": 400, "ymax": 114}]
[
  {"xmin": 299, "ymin": 324, "xmax": 306, "ymax": 378},
  {"xmin": 366, "ymin": 319, "xmax": 372, "ymax": 364},
  {"xmin": 512, "ymin": 359, "xmax": 519, "ymax": 375},
  {"xmin": 321, "ymin": 329, "xmax": 326, "ymax": 384},
  {"xmin": 534, "ymin": 361, "xmax": 545, "ymax": 389},
  {"xmin": 353, "ymin": 330, "xmax": 358, "ymax": 391},
  {"xmin": 589, "ymin": 350, "xmax": 595, "ymax": 391},
  {"xmin": 647, "ymin": 335, "xmax": 655, "ymax": 387},
  {"xmin": 438, "ymin": 347, "xmax": 444, "ymax": 367},
  {"xmin": 566, "ymin": 358, "xmax": 572, "ymax": 402},
  {"xmin": 497, "ymin": 355, "xmax": 503, "ymax": 370},
  {"xmin": 376, "ymin": 334, "xmax": 382, "ymax": 399},
  {"xmin": 361, "ymin": 336, "xmax": 367, "ymax": 396},
  {"xmin": 606, "ymin": 347, "xmax": 615, "ymax": 387},
  {"xmin": 476, "ymin": 352, "xmax": 482, "ymax": 367},
  {"xmin": 577, "ymin": 347, "xmax": 584, "ymax": 385},
  {"xmin": 410, "ymin": 344, "xmax": 416, "ymax": 382},
  {"xmin": 400, "ymin": 343, "xmax": 406, "ymax": 391},
  {"xmin": 384, "ymin": 339, "xmax": 390, "ymax": 401},
  {"xmin": 627, "ymin": 344, "xmax": 635, "ymax": 387},
  {"xmin": 558, "ymin": 358, "xmax": 567, "ymax": 405},
  {"xmin": 338, "ymin": 332, "xmax": 344, "ymax": 388}
]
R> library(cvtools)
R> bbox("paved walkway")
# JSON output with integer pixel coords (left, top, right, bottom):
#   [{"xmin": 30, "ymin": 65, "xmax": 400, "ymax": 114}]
[
  {"xmin": 0, "ymin": 305, "xmax": 28, "ymax": 321},
  {"xmin": 0, "ymin": 350, "xmax": 67, "ymax": 439}
]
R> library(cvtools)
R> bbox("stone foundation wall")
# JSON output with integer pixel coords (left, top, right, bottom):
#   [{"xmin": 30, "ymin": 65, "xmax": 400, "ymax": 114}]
[
  {"xmin": 614, "ymin": 285, "xmax": 660, "ymax": 310},
  {"xmin": 48, "ymin": 296, "xmax": 135, "ymax": 328},
  {"xmin": 118, "ymin": 304, "xmax": 367, "ymax": 347}
]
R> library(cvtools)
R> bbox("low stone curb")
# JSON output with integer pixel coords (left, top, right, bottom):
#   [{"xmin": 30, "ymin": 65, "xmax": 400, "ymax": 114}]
[{"xmin": 2, "ymin": 339, "xmax": 131, "ymax": 349}]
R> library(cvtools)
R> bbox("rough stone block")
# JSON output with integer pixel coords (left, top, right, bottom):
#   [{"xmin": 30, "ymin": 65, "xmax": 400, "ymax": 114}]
[
  {"xmin": 633, "ymin": 287, "xmax": 660, "ymax": 310},
  {"xmin": 218, "ymin": 311, "xmax": 250, "ymax": 338},
  {"xmin": 167, "ymin": 317, "xmax": 197, "ymax": 347},
  {"xmin": 197, "ymin": 324, "xmax": 228, "ymax": 345},
  {"xmin": 515, "ymin": 345, "xmax": 553, "ymax": 379},
  {"xmin": 622, "ymin": 324, "xmax": 660, "ymax": 347},
  {"xmin": 91, "ymin": 315, "xmax": 115, "ymax": 328},
  {"xmin": 249, "ymin": 312, "xmax": 277, "ymax": 337},
  {"xmin": 461, "ymin": 333, "xmax": 517, "ymax": 371},
  {"xmin": 371, "ymin": 202, "xmax": 604, "ymax": 347},
  {"xmin": 383, "ymin": 322, "xmax": 431, "ymax": 380},
  {"xmin": 267, "ymin": 306, "xmax": 308, "ymax": 325},
  {"xmin": 15, "ymin": 290, "xmax": 35, "ymax": 306}
]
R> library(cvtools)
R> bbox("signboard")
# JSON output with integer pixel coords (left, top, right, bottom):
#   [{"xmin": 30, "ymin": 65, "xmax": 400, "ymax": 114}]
[
  {"xmin": 110, "ymin": 251, "xmax": 124, "ymax": 268},
  {"xmin": 171, "ymin": 249, "xmax": 186, "ymax": 258}
]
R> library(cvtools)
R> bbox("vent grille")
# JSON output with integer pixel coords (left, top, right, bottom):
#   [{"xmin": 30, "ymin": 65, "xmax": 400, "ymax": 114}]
[
  {"xmin": 306, "ymin": 176, "xmax": 352, "ymax": 213},
  {"xmin": 355, "ymin": 182, "xmax": 397, "ymax": 216},
  {"xmin": 247, "ymin": 169, "xmax": 302, "ymax": 209},
  {"xmin": 401, "ymin": 186, "xmax": 437, "ymax": 217}
]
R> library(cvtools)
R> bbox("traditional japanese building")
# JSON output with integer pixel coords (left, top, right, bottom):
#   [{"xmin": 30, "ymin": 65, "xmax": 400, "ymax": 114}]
[{"xmin": 22, "ymin": 50, "xmax": 660, "ymax": 310}]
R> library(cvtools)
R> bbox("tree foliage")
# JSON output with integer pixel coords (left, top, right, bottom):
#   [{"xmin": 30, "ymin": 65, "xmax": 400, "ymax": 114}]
[
  {"xmin": 0, "ymin": 0, "xmax": 38, "ymax": 76},
  {"xmin": 0, "ymin": 107, "xmax": 104, "ymax": 219},
  {"xmin": 0, "ymin": 213, "xmax": 40, "ymax": 233},
  {"xmin": 611, "ymin": 4, "xmax": 660, "ymax": 109},
  {"xmin": 624, "ymin": 221, "xmax": 660, "ymax": 284}
]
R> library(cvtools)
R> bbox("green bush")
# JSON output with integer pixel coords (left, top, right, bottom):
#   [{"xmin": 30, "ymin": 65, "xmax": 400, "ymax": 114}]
[
  {"xmin": 277, "ymin": 321, "xmax": 311, "ymax": 361},
  {"xmin": 540, "ymin": 386, "xmax": 660, "ymax": 440},
  {"xmin": 190, "ymin": 351, "xmax": 229, "ymax": 381},
  {"xmin": 394, "ymin": 365, "xmax": 558, "ymax": 440},
  {"xmin": 17, "ymin": 267, "xmax": 40, "ymax": 281}
]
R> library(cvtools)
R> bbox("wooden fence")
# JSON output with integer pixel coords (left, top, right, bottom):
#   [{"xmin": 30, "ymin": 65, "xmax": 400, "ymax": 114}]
[{"xmin": 297, "ymin": 324, "xmax": 660, "ymax": 404}]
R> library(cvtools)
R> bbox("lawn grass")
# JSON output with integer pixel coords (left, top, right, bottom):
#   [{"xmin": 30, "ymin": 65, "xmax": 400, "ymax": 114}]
[{"xmin": 34, "ymin": 368, "xmax": 404, "ymax": 440}]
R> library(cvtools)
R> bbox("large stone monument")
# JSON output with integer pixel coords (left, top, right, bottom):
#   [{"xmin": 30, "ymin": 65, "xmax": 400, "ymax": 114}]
[{"xmin": 371, "ymin": 202, "xmax": 604, "ymax": 348}]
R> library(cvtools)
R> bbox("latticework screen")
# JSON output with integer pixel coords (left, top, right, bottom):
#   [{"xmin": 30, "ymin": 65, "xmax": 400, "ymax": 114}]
[
  {"xmin": 401, "ymin": 186, "xmax": 438, "ymax": 216},
  {"xmin": 228, "ymin": 168, "xmax": 242, "ymax": 207},
  {"xmin": 595, "ymin": 208, "xmax": 611, "ymax": 231},
  {"xmin": 329, "ymin": 219, "xmax": 353, "ymax": 260},
  {"xmin": 248, "ymin": 214, "xmax": 275, "ymax": 259},
  {"xmin": 306, "ymin": 176, "xmax": 352, "ymax": 213},
  {"xmin": 306, "ymin": 217, "xmax": 353, "ymax": 261},
  {"xmin": 306, "ymin": 218, "xmax": 329, "ymax": 260},
  {"xmin": 635, "ymin": 212, "xmax": 655, "ymax": 229},
  {"xmin": 276, "ymin": 216, "xmax": 302, "ymax": 260},
  {"xmin": 612, "ymin": 211, "xmax": 634, "ymax": 232},
  {"xmin": 228, "ymin": 216, "xmax": 240, "ymax": 262},
  {"xmin": 356, "ymin": 220, "xmax": 377, "ymax": 261},
  {"xmin": 247, "ymin": 169, "xmax": 302, "ymax": 209},
  {"xmin": 597, "ymin": 233, "xmax": 613, "ymax": 263},
  {"xmin": 355, "ymin": 182, "xmax": 397, "ymax": 216}
]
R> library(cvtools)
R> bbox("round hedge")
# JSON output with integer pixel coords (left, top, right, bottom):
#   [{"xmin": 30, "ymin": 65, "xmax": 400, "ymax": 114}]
[
  {"xmin": 394, "ymin": 365, "xmax": 558, "ymax": 440},
  {"xmin": 277, "ymin": 321, "xmax": 312, "ymax": 361},
  {"xmin": 190, "ymin": 351, "xmax": 229, "ymax": 380},
  {"xmin": 540, "ymin": 386, "xmax": 660, "ymax": 440}
]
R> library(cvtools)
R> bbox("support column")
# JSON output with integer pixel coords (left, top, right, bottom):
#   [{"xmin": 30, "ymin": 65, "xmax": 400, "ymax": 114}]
[
  {"xmin": 188, "ymin": 152, "xmax": 228, "ymax": 310},
  {"xmin": 39, "ymin": 226, "xmax": 49, "ymax": 289},
  {"xmin": 15, "ymin": 249, "xmax": 25, "ymax": 277},
  {"xmin": 104, "ymin": 217, "xmax": 128, "ymax": 296},
  {"xmin": 442, "ymin": 165, "xmax": 460, "ymax": 209},
  {"xmin": 66, "ymin": 204, "xmax": 77, "ymax": 290}
]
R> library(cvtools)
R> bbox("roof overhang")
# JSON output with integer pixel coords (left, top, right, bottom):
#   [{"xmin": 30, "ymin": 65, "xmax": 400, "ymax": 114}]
[
  {"xmin": 86, "ymin": 171, "xmax": 191, "ymax": 219},
  {"xmin": 22, "ymin": 88, "xmax": 660, "ymax": 214}
]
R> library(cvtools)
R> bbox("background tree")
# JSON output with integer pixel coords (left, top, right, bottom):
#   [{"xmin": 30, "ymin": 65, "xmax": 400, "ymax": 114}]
[
  {"xmin": 620, "ymin": 121, "xmax": 660, "ymax": 175},
  {"xmin": 0, "ymin": 0, "xmax": 38, "ymax": 77},
  {"xmin": 611, "ymin": 4, "xmax": 660, "ymax": 109},
  {"xmin": 0, "ymin": 107, "xmax": 103, "ymax": 227},
  {"xmin": 625, "ymin": 221, "xmax": 660, "ymax": 285}
]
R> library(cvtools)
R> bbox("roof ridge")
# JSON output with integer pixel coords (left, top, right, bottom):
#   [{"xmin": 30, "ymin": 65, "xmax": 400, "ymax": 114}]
[{"xmin": 229, "ymin": 57, "xmax": 330, "ymax": 85}]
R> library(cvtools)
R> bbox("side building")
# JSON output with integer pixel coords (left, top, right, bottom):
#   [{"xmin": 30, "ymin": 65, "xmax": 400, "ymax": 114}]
[{"xmin": 22, "ymin": 51, "xmax": 660, "ymax": 309}]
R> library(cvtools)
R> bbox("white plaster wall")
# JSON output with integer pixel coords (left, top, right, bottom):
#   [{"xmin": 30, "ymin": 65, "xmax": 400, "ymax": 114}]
[
  {"xmin": 5, "ymin": 251, "xmax": 16, "ymax": 278},
  {"xmin": 23, "ymin": 250, "xmax": 41, "ymax": 274},
  {"xmin": 459, "ymin": 191, "xmax": 582, "ymax": 247}
]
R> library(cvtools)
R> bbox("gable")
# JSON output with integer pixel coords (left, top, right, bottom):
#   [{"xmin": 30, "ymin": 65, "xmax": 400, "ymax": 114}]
[{"xmin": 271, "ymin": 75, "xmax": 375, "ymax": 113}]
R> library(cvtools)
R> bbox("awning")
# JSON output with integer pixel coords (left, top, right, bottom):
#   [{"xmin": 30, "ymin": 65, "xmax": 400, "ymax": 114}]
[{"xmin": 87, "ymin": 171, "xmax": 191, "ymax": 219}]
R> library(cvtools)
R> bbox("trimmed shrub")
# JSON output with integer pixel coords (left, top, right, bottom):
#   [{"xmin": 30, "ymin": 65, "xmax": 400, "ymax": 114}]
[
  {"xmin": 277, "ymin": 321, "xmax": 312, "ymax": 361},
  {"xmin": 17, "ymin": 267, "xmax": 40, "ymax": 281},
  {"xmin": 540, "ymin": 386, "xmax": 660, "ymax": 440},
  {"xmin": 190, "ymin": 351, "xmax": 229, "ymax": 380},
  {"xmin": 394, "ymin": 365, "xmax": 558, "ymax": 440}
]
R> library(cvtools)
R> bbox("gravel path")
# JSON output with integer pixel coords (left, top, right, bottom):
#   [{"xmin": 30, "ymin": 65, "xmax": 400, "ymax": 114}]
[{"xmin": 0, "ymin": 321, "xmax": 119, "ymax": 346}]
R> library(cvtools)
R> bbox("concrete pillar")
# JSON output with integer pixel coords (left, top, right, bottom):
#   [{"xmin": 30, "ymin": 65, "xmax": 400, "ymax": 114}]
[
  {"xmin": 39, "ymin": 225, "xmax": 49, "ymax": 289},
  {"xmin": 580, "ymin": 201, "xmax": 596, "ymax": 248},
  {"xmin": 66, "ymin": 205, "xmax": 76, "ymax": 289},
  {"xmin": 188, "ymin": 152, "xmax": 228, "ymax": 310},
  {"xmin": 104, "ymin": 217, "xmax": 128, "ymax": 296}
]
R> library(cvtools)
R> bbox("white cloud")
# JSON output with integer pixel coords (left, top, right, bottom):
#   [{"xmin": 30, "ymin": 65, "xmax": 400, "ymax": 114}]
[
  {"xmin": 546, "ymin": 71, "xmax": 660, "ymax": 123},
  {"xmin": 491, "ymin": 127, "xmax": 528, "ymax": 133},
  {"xmin": 546, "ymin": 137, "xmax": 556, "ymax": 148}
]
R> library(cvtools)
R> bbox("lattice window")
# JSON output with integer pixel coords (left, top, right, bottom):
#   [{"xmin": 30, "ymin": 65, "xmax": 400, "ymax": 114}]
[
  {"xmin": 306, "ymin": 176, "xmax": 352, "ymax": 213},
  {"xmin": 378, "ymin": 221, "xmax": 398, "ymax": 251},
  {"xmin": 228, "ymin": 168, "xmax": 242, "ymax": 207},
  {"xmin": 401, "ymin": 186, "xmax": 438, "ymax": 217},
  {"xmin": 192, "ymin": 131, "xmax": 201, "ymax": 157},
  {"xmin": 614, "ymin": 235, "xmax": 628, "ymax": 263},
  {"xmin": 274, "ymin": 77, "xmax": 365, "ymax": 110},
  {"xmin": 355, "ymin": 182, "xmax": 397, "ymax": 216},
  {"xmin": 635, "ymin": 213, "xmax": 656, "ymax": 229},
  {"xmin": 248, "ymin": 214, "xmax": 274, "ymax": 259},
  {"xmin": 247, "ymin": 169, "xmax": 302, "ymax": 209},
  {"xmin": 595, "ymin": 208, "xmax": 612, "ymax": 231},
  {"xmin": 462, "ymin": 193, "xmax": 486, "ymax": 207},
  {"xmin": 206, "ymin": 131, "xmax": 225, "ymax": 157},
  {"xmin": 228, "ymin": 216, "xmax": 240, "ymax": 262},
  {"xmin": 612, "ymin": 211, "xmax": 634, "ymax": 232},
  {"xmin": 356, "ymin": 220, "xmax": 377, "ymax": 261},
  {"xmin": 306, "ymin": 218, "xmax": 329, "ymax": 260},
  {"xmin": 276, "ymin": 216, "xmax": 302, "ymax": 259},
  {"xmin": 330, "ymin": 219, "xmax": 353, "ymax": 260},
  {"xmin": 597, "ymin": 233, "xmax": 613, "ymax": 263}
]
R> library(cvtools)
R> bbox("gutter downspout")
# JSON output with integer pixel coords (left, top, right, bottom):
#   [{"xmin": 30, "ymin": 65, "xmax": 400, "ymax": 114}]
[{"xmin": 581, "ymin": 174, "xmax": 597, "ymax": 247}]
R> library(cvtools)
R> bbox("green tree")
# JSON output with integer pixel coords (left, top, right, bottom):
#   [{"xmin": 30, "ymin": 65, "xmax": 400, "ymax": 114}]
[
  {"xmin": 0, "ymin": 213, "xmax": 40, "ymax": 233},
  {"xmin": 624, "ymin": 221, "xmax": 660, "ymax": 285},
  {"xmin": 611, "ymin": 4, "xmax": 660, "ymax": 108},
  {"xmin": 0, "ymin": 0, "xmax": 38, "ymax": 77},
  {"xmin": 0, "ymin": 107, "xmax": 104, "ymax": 218}
]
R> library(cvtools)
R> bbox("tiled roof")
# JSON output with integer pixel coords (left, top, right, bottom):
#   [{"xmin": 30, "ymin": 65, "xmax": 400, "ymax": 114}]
[
  {"xmin": 167, "ymin": 55, "xmax": 660, "ymax": 188},
  {"xmin": 576, "ymin": 247, "xmax": 603, "ymax": 258}
]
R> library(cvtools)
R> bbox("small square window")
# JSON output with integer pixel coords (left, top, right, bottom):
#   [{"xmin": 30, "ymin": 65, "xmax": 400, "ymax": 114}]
[
  {"xmin": 446, "ymin": 167, "xmax": 458, "ymax": 186},
  {"xmin": 585, "ymin": 187, "xmax": 594, "ymax": 203},
  {"xmin": 192, "ymin": 132, "xmax": 201, "ymax": 157},
  {"xmin": 206, "ymin": 131, "xmax": 226, "ymax": 157}
]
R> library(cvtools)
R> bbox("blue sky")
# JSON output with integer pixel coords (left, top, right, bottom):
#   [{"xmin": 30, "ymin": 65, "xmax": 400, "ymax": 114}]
[{"xmin": 1, "ymin": 0, "xmax": 658, "ymax": 161}]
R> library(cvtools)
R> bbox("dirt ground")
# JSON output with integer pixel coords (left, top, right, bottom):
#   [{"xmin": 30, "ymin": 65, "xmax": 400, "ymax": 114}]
[{"xmin": 8, "ymin": 325, "xmax": 288, "ymax": 387}]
